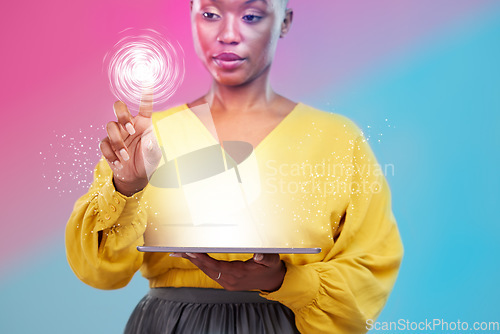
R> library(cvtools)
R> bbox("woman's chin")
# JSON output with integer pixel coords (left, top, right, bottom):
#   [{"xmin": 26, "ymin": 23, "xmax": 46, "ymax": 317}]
[{"xmin": 213, "ymin": 73, "xmax": 251, "ymax": 87}]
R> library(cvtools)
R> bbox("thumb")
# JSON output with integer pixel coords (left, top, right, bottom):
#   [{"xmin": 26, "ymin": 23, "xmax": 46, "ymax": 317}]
[
  {"xmin": 140, "ymin": 126, "xmax": 162, "ymax": 179},
  {"xmin": 253, "ymin": 253, "xmax": 280, "ymax": 267}
]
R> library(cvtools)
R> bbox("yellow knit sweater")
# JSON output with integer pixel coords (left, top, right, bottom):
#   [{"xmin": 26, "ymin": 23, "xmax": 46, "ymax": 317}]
[{"xmin": 65, "ymin": 103, "xmax": 403, "ymax": 333}]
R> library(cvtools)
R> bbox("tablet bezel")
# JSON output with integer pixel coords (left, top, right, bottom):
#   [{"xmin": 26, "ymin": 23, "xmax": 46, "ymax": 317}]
[{"xmin": 137, "ymin": 246, "xmax": 321, "ymax": 254}]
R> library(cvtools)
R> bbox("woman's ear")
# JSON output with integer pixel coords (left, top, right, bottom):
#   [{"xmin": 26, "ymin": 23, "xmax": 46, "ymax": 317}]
[{"xmin": 280, "ymin": 8, "xmax": 294, "ymax": 38}]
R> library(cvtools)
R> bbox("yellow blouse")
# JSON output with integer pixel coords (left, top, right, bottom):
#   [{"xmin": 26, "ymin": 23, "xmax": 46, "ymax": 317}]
[{"xmin": 65, "ymin": 103, "xmax": 403, "ymax": 333}]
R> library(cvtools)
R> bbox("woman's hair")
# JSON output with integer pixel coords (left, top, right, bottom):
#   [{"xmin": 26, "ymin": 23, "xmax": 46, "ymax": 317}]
[{"xmin": 190, "ymin": 0, "xmax": 290, "ymax": 7}]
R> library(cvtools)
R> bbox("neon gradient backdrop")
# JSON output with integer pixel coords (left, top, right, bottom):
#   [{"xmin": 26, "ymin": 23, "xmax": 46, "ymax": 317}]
[{"xmin": 1, "ymin": 0, "xmax": 499, "ymax": 332}]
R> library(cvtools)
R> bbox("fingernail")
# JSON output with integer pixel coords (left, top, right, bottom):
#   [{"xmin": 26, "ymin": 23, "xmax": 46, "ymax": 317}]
[
  {"xmin": 113, "ymin": 161, "xmax": 123, "ymax": 169},
  {"xmin": 169, "ymin": 253, "xmax": 182, "ymax": 257},
  {"xmin": 254, "ymin": 253, "xmax": 263, "ymax": 262},
  {"xmin": 125, "ymin": 122, "xmax": 136, "ymax": 135},
  {"xmin": 147, "ymin": 139, "xmax": 153, "ymax": 151},
  {"xmin": 186, "ymin": 253, "xmax": 197, "ymax": 259},
  {"xmin": 120, "ymin": 149, "xmax": 130, "ymax": 161}
]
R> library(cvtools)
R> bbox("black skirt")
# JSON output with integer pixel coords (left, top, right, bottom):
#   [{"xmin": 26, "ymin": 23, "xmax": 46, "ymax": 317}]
[{"xmin": 124, "ymin": 287, "xmax": 300, "ymax": 334}]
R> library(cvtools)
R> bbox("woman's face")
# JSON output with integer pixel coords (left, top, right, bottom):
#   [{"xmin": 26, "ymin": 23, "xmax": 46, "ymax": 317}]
[{"xmin": 190, "ymin": 0, "xmax": 292, "ymax": 87}]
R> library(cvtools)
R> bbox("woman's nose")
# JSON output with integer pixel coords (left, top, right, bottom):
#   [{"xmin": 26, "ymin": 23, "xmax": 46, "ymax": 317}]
[{"xmin": 217, "ymin": 17, "xmax": 241, "ymax": 45}]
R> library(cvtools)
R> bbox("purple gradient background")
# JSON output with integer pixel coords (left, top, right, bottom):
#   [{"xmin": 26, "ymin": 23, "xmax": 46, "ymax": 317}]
[{"xmin": 1, "ymin": 0, "xmax": 498, "ymax": 312}]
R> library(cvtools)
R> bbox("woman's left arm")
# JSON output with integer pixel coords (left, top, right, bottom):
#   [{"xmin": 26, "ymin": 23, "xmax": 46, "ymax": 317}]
[
  {"xmin": 260, "ymin": 135, "xmax": 404, "ymax": 333},
  {"xmin": 178, "ymin": 135, "xmax": 403, "ymax": 333}
]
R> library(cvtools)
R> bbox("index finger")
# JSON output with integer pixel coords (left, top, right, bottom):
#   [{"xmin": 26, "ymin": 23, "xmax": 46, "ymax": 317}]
[
  {"xmin": 252, "ymin": 253, "xmax": 281, "ymax": 267},
  {"xmin": 185, "ymin": 253, "xmax": 220, "ymax": 267},
  {"xmin": 139, "ymin": 86, "xmax": 153, "ymax": 118},
  {"xmin": 181, "ymin": 253, "xmax": 227, "ymax": 272},
  {"xmin": 113, "ymin": 101, "xmax": 135, "ymax": 135}
]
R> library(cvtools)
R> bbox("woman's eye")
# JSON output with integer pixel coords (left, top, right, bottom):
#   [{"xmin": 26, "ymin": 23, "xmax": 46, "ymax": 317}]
[
  {"xmin": 242, "ymin": 14, "xmax": 262, "ymax": 23},
  {"xmin": 202, "ymin": 12, "xmax": 220, "ymax": 20}
]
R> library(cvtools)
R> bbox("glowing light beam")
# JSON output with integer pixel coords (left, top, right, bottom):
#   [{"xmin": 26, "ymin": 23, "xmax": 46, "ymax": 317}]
[{"xmin": 104, "ymin": 28, "xmax": 185, "ymax": 111}]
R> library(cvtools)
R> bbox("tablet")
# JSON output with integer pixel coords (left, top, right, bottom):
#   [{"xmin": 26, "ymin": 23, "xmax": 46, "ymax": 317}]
[{"xmin": 137, "ymin": 246, "xmax": 321, "ymax": 254}]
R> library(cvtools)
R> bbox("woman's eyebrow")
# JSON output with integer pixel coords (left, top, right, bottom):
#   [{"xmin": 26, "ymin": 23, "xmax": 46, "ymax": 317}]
[
  {"xmin": 204, "ymin": 0, "xmax": 268, "ymax": 8},
  {"xmin": 206, "ymin": 0, "xmax": 268, "ymax": 5},
  {"xmin": 244, "ymin": 0, "xmax": 268, "ymax": 5}
]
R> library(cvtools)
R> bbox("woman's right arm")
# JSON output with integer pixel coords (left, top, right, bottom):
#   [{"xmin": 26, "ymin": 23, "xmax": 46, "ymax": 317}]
[
  {"xmin": 65, "ymin": 157, "xmax": 148, "ymax": 290},
  {"xmin": 65, "ymin": 96, "xmax": 161, "ymax": 290}
]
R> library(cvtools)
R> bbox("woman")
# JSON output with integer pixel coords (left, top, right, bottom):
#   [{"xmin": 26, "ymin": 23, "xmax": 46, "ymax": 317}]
[{"xmin": 65, "ymin": 0, "xmax": 404, "ymax": 333}]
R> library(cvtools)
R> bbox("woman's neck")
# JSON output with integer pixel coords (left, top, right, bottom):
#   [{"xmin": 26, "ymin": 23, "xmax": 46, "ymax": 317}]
[{"xmin": 204, "ymin": 73, "xmax": 278, "ymax": 115}]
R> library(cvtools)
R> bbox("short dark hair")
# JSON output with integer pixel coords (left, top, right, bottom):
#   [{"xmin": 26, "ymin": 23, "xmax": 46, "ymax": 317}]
[{"xmin": 191, "ymin": 0, "xmax": 290, "ymax": 6}]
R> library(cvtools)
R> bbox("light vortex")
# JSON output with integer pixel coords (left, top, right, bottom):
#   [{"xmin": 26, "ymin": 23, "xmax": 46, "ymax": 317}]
[{"xmin": 104, "ymin": 28, "xmax": 185, "ymax": 111}]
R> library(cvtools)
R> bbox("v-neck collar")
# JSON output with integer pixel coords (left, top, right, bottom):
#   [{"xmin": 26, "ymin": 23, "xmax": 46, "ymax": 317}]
[{"xmin": 182, "ymin": 102, "xmax": 302, "ymax": 153}]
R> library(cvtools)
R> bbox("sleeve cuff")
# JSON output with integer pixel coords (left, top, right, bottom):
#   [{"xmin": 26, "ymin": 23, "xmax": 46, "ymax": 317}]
[
  {"xmin": 259, "ymin": 261, "xmax": 321, "ymax": 312},
  {"xmin": 95, "ymin": 178, "xmax": 147, "ymax": 230}
]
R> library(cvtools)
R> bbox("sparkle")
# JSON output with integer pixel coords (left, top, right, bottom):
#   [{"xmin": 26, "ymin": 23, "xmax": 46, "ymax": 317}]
[{"xmin": 41, "ymin": 124, "xmax": 103, "ymax": 196}]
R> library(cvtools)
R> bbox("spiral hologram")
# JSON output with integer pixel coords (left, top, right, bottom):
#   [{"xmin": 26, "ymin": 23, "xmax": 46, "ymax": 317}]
[{"xmin": 104, "ymin": 28, "xmax": 185, "ymax": 111}]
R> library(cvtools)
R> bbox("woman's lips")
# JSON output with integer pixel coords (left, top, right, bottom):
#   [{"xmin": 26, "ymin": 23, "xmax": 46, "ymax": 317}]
[
  {"xmin": 213, "ymin": 52, "xmax": 246, "ymax": 70},
  {"xmin": 214, "ymin": 52, "xmax": 243, "ymax": 61}
]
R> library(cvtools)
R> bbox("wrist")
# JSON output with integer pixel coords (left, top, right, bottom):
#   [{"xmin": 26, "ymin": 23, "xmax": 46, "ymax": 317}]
[
  {"xmin": 113, "ymin": 176, "xmax": 148, "ymax": 197},
  {"xmin": 261, "ymin": 260, "xmax": 287, "ymax": 292}
]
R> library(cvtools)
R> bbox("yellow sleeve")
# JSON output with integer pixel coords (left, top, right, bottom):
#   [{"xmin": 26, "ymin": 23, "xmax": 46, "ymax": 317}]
[
  {"xmin": 261, "ymin": 135, "xmax": 404, "ymax": 333},
  {"xmin": 65, "ymin": 157, "xmax": 148, "ymax": 290}
]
